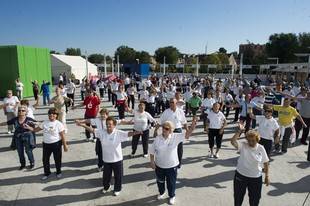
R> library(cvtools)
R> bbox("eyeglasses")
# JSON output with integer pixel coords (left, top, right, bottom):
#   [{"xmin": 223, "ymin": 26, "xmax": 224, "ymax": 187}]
[
  {"xmin": 18, "ymin": 110, "xmax": 26, "ymax": 112},
  {"xmin": 163, "ymin": 127, "xmax": 170, "ymax": 131}
]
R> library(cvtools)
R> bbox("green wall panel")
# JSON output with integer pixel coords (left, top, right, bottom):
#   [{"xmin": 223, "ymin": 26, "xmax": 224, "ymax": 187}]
[
  {"xmin": 0, "ymin": 46, "xmax": 19, "ymax": 97},
  {"xmin": 0, "ymin": 45, "xmax": 52, "ymax": 98}
]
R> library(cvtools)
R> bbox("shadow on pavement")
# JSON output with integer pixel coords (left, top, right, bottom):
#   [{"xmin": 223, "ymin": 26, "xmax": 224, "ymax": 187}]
[
  {"xmin": 268, "ymin": 175, "xmax": 310, "ymax": 196},
  {"xmin": 177, "ymin": 170, "xmax": 235, "ymax": 189},
  {"xmin": 0, "ymin": 190, "xmax": 103, "ymax": 206}
]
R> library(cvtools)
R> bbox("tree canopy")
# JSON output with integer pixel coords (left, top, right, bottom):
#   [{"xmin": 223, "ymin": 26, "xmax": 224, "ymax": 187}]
[
  {"xmin": 155, "ymin": 46, "xmax": 180, "ymax": 64},
  {"xmin": 65, "ymin": 48, "xmax": 81, "ymax": 56}
]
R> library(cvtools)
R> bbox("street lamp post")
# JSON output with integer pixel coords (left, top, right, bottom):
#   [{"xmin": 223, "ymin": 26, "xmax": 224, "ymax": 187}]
[
  {"xmin": 112, "ymin": 57, "xmax": 115, "ymax": 75},
  {"xmin": 85, "ymin": 51, "xmax": 89, "ymax": 79},
  {"xmin": 104, "ymin": 54, "xmax": 107, "ymax": 77},
  {"xmin": 117, "ymin": 55, "xmax": 120, "ymax": 77},
  {"xmin": 163, "ymin": 56, "xmax": 166, "ymax": 75}
]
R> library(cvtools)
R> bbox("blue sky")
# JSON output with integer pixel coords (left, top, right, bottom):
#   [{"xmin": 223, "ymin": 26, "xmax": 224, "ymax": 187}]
[{"xmin": 0, "ymin": 0, "xmax": 309, "ymax": 55}]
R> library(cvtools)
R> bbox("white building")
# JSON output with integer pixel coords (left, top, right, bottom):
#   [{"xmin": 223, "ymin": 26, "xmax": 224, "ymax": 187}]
[{"xmin": 51, "ymin": 54, "xmax": 98, "ymax": 83}]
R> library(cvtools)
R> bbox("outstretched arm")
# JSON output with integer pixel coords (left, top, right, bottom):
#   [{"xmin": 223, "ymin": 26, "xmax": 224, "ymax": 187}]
[
  {"xmin": 230, "ymin": 123, "xmax": 244, "ymax": 149},
  {"xmin": 185, "ymin": 118, "xmax": 197, "ymax": 139}
]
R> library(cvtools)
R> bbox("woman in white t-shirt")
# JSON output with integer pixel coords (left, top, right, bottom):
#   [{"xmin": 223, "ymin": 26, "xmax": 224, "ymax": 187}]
[
  {"xmin": 3, "ymin": 90, "xmax": 20, "ymax": 134},
  {"xmin": 131, "ymin": 103, "xmax": 156, "ymax": 157},
  {"xmin": 150, "ymin": 120, "xmax": 196, "ymax": 205},
  {"xmin": 115, "ymin": 84, "xmax": 128, "ymax": 119},
  {"xmin": 76, "ymin": 117, "xmax": 141, "ymax": 196},
  {"xmin": 30, "ymin": 108, "xmax": 68, "ymax": 180},
  {"xmin": 231, "ymin": 127, "xmax": 270, "ymax": 206},
  {"xmin": 250, "ymin": 107, "xmax": 280, "ymax": 157},
  {"xmin": 201, "ymin": 91, "xmax": 216, "ymax": 133},
  {"xmin": 75, "ymin": 108, "xmax": 126, "ymax": 171},
  {"xmin": 15, "ymin": 78, "xmax": 24, "ymax": 100},
  {"xmin": 206, "ymin": 102, "xmax": 227, "ymax": 158}
]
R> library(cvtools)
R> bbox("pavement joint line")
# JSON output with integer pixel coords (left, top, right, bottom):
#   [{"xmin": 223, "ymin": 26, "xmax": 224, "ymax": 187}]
[
  {"xmin": 302, "ymin": 192, "xmax": 310, "ymax": 206},
  {"xmin": 13, "ymin": 183, "xmax": 23, "ymax": 206}
]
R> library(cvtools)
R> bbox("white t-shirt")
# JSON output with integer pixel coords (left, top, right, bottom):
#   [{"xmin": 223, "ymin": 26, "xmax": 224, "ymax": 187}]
[
  {"xmin": 147, "ymin": 95, "xmax": 156, "ymax": 104},
  {"xmin": 95, "ymin": 129, "xmax": 129, "ymax": 163},
  {"xmin": 133, "ymin": 111, "xmax": 155, "ymax": 131},
  {"xmin": 166, "ymin": 91, "xmax": 175, "ymax": 100},
  {"xmin": 251, "ymin": 96, "xmax": 265, "ymax": 109},
  {"xmin": 183, "ymin": 91, "xmax": 192, "ymax": 102},
  {"xmin": 149, "ymin": 133, "xmax": 185, "ymax": 168},
  {"xmin": 90, "ymin": 118, "xmax": 121, "ymax": 130},
  {"xmin": 145, "ymin": 79, "xmax": 152, "ymax": 87},
  {"xmin": 236, "ymin": 141, "xmax": 269, "ymax": 178},
  {"xmin": 116, "ymin": 92, "xmax": 127, "ymax": 100},
  {"xmin": 124, "ymin": 77, "xmax": 131, "ymax": 85},
  {"xmin": 27, "ymin": 106, "xmax": 35, "ymax": 119},
  {"xmin": 207, "ymin": 110, "xmax": 226, "ymax": 129},
  {"xmin": 256, "ymin": 116, "xmax": 279, "ymax": 141},
  {"xmin": 3, "ymin": 96, "xmax": 20, "ymax": 113},
  {"xmin": 66, "ymin": 82, "xmax": 76, "ymax": 94},
  {"xmin": 138, "ymin": 90, "xmax": 149, "ymax": 100},
  {"xmin": 40, "ymin": 120, "xmax": 65, "ymax": 144},
  {"xmin": 160, "ymin": 108, "xmax": 187, "ymax": 129},
  {"xmin": 16, "ymin": 82, "xmax": 24, "ymax": 91},
  {"xmin": 111, "ymin": 82, "xmax": 119, "ymax": 91},
  {"xmin": 202, "ymin": 98, "xmax": 216, "ymax": 111}
]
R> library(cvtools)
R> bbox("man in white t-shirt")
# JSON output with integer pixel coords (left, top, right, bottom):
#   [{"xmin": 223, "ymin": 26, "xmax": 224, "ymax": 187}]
[{"xmin": 3, "ymin": 90, "xmax": 20, "ymax": 133}]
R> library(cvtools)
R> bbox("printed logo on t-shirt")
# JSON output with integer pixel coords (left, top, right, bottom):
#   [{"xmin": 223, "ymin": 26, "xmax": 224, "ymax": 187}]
[{"xmin": 87, "ymin": 102, "xmax": 93, "ymax": 109}]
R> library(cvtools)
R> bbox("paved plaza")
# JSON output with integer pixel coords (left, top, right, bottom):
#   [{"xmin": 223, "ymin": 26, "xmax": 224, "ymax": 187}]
[{"xmin": 0, "ymin": 92, "xmax": 309, "ymax": 206}]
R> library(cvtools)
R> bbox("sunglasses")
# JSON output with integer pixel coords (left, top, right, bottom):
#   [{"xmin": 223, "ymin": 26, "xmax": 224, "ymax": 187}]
[
  {"xmin": 18, "ymin": 110, "xmax": 26, "ymax": 112},
  {"xmin": 265, "ymin": 110, "xmax": 272, "ymax": 113},
  {"xmin": 163, "ymin": 127, "xmax": 170, "ymax": 131}
]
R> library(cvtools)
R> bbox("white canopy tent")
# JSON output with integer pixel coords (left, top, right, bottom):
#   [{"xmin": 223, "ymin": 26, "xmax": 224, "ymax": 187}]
[{"xmin": 51, "ymin": 54, "xmax": 98, "ymax": 83}]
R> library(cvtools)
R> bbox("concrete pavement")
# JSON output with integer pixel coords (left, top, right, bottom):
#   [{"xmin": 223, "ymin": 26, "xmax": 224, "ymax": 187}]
[{"xmin": 0, "ymin": 91, "xmax": 309, "ymax": 206}]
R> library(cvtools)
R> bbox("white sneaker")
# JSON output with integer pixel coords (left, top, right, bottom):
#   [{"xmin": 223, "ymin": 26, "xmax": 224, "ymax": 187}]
[
  {"xmin": 214, "ymin": 153, "xmax": 219, "ymax": 159},
  {"xmin": 91, "ymin": 138, "xmax": 96, "ymax": 143},
  {"xmin": 7, "ymin": 131, "xmax": 11, "ymax": 134},
  {"xmin": 102, "ymin": 187, "xmax": 110, "ymax": 194},
  {"xmin": 114, "ymin": 191, "xmax": 120, "ymax": 196},
  {"xmin": 143, "ymin": 154, "xmax": 149, "ymax": 158},
  {"xmin": 157, "ymin": 193, "xmax": 166, "ymax": 200},
  {"xmin": 41, "ymin": 175, "xmax": 49, "ymax": 180},
  {"xmin": 169, "ymin": 197, "xmax": 176, "ymax": 205},
  {"xmin": 97, "ymin": 167, "xmax": 103, "ymax": 172},
  {"xmin": 208, "ymin": 154, "xmax": 214, "ymax": 158},
  {"xmin": 56, "ymin": 173, "xmax": 62, "ymax": 179},
  {"xmin": 85, "ymin": 138, "xmax": 89, "ymax": 142}
]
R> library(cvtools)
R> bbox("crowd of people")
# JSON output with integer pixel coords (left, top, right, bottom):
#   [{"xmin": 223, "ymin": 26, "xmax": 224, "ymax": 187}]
[{"xmin": 1, "ymin": 72, "xmax": 310, "ymax": 206}]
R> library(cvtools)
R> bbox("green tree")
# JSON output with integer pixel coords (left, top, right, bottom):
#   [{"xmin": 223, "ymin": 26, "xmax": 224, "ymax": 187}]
[
  {"xmin": 88, "ymin": 54, "xmax": 105, "ymax": 64},
  {"xmin": 135, "ymin": 51, "xmax": 151, "ymax": 64},
  {"xmin": 266, "ymin": 33, "xmax": 298, "ymax": 63},
  {"xmin": 115, "ymin": 46, "xmax": 137, "ymax": 64},
  {"xmin": 155, "ymin": 46, "xmax": 180, "ymax": 64},
  {"xmin": 298, "ymin": 32, "xmax": 310, "ymax": 53},
  {"xmin": 218, "ymin": 47, "xmax": 227, "ymax": 54},
  {"xmin": 65, "ymin": 48, "xmax": 81, "ymax": 56},
  {"xmin": 50, "ymin": 50, "xmax": 60, "ymax": 54}
]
